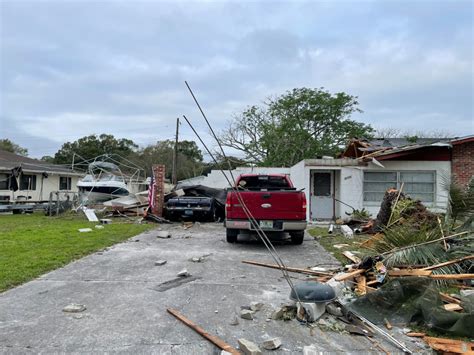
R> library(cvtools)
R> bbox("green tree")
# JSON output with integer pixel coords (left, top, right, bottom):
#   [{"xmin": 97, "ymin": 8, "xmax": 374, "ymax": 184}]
[
  {"xmin": 220, "ymin": 88, "xmax": 373, "ymax": 166},
  {"xmin": 132, "ymin": 140, "xmax": 204, "ymax": 181},
  {"xmin": 53, "ymin": 134, "xmax": 138, "ymax": 165},
  {"xmin": 0, "ymin": 139, "xmax": 28, "ymax": 156}
]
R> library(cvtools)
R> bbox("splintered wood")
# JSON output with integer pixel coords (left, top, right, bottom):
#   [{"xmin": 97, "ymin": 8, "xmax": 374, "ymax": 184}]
[{"xmin": 423, "ymin": 336, "xmax": 474, "ymax": 354}]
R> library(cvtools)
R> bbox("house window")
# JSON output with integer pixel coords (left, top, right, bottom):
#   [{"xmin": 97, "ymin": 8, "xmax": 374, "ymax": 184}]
[
  {"xmin": 20, "ymin": 174, "xmax": 37, "ymax": 190},
  {"xmin": 59, "ymin": 177, "xmax": 72, "ymax": 190},
  {"xmin": 0, "ymin": 174, "xmax": 10, "ymax": 190},
  {"xmin": 364, "ymin": 171, "xmax": 435, "ymax": 203}
]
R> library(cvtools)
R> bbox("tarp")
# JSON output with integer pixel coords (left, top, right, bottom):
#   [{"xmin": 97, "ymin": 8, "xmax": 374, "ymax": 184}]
[
  {"xmin": 348, "ymin": 277, "xmax": 474, "ymax": 337},
  {"xmin": 168, "ymin": 185, "xmax": 227, "ymax": 206}
]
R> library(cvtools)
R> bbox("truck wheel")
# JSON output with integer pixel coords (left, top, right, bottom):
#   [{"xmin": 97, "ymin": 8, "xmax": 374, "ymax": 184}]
[
  {"xmin": 290, "ymin": 231, "xmax": 304, "ymax": 245},
  {"xmin": 226, "ymin": 229, "xmax": 238, "ymax": 243}
]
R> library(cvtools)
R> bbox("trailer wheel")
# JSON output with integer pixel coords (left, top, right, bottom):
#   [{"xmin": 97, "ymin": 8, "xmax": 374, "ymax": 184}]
[
  {"xmin": 226, "ymin": 229, "xmax": 238, "ymax": 243},
  {"xmin": 290, "ymin": 231, "xmax": 304, "ymax": 245}
]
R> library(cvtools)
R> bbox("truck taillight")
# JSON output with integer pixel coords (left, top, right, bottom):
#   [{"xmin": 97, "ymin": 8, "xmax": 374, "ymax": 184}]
[
  {"xmin": 302, "ymin": 196, "xmax": 307, "ymax": 211},
  {"xmin": 225, "ymin": 194, "xmax": 231, "ymax": 210}
]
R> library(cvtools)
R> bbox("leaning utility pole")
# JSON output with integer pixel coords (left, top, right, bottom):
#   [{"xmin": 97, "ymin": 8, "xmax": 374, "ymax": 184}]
[{"xmin": 172, "ymin": 117, "xmax": 179, "ymax": 185}]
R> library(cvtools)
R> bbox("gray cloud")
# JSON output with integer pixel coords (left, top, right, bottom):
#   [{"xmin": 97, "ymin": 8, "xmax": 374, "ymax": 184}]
[{"xmin": 1, "ymin": 0, "xmax": 472, "ymax": 158}]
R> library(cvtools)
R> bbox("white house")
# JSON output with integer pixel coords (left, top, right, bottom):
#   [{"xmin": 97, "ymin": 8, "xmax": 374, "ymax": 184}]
[
  {"xmin": 191, "ymin": 136, "xmax": 473, "ymax": 221},
  {"xmin": 0, "ymin": 150, "xmax": 82, "ymax": 204}
]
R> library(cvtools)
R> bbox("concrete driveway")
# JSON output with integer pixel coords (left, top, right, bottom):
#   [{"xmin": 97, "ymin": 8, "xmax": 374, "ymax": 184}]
[{"xmin": 0, "ymin": 223, "xmax": 423, "ymax": 354}]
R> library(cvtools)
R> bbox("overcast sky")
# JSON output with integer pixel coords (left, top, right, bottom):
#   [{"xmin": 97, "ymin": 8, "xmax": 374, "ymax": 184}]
[{"xmin": 1, "ymin": 0, "xmax": 473, "ymax": 159}]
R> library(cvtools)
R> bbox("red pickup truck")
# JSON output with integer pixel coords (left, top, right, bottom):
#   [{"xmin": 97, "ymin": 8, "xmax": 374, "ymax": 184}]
[{"xmin": 224, "ymin": 174, "xmax": 307, "ymax": 244}]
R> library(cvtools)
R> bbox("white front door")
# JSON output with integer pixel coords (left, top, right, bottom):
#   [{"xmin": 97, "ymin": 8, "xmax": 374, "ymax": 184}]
[{"xmin": 311, "ymin": 171, "xmax": 333, "ymax": 220}]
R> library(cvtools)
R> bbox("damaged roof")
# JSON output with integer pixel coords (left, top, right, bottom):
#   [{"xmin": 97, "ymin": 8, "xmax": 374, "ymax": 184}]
[
  {"xmin": 0, "ymin": 150, "xmax": 82, "ymax": 175},
  {"xmin": 341, "ymin": 135, "xmax": 473, "ymax": 161}
]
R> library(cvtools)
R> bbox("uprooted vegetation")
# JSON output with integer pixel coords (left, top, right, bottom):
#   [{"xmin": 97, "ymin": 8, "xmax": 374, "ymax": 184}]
[{"xmin": 309, "ymin": 183, "xmax": 473, "ymax": 347}]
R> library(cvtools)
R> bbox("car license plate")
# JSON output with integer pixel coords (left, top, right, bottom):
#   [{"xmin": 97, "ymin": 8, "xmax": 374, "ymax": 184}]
[
  {"xmin": 184, "ymin": 210, "xmax": 194, "ymax": 216},
  {"xmin": 260, "ymin": 220, "xmax": 273, "ymax": 229}
]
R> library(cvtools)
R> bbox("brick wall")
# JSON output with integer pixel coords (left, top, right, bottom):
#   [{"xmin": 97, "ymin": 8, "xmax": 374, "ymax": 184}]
[{"xmin": 452, "ymin": 141, "xmax": 474, "ymax": 187}]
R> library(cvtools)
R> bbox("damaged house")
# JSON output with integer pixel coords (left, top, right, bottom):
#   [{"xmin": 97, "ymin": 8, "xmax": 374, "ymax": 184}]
[
  {"xmin": 0, "ymin": 150, "xmax": 82, "ymax": 204},
  {"xmin": 191, "ymin": 135, "xmax": 473, "ymax": 221}
]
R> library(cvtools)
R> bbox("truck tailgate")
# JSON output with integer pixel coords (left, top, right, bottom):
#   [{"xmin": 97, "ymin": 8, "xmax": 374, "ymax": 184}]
[{"xmin": 227, "ymin": 190, "xmax": 305, "ymax": 220}]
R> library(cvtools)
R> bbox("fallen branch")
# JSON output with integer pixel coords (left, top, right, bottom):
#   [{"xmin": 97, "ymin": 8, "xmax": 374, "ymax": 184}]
[
  {"xmin": 167, "ymin": 308, "xmax": 240, "ymax": 354},
  {"xmin": 241, "ymin": 260, "xmax": 334, "ymax": 277},
  {"xmin": 422, "ymin": 255, "xmax": 474, "ymax": 271}
]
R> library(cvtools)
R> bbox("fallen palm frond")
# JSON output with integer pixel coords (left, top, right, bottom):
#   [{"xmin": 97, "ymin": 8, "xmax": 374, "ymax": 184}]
[
  {"xmin": 369, "ymin": 225, "xmax": 462, "ymax": 277},
  {"xmin": 441, "ymin": 176, "xmax": 474, "ymax": 228}
]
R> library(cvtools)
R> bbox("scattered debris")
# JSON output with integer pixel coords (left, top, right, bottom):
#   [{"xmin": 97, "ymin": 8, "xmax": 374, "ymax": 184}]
[
  {"xmin": 325, "ymin": 303, "xmax": 343, "ymax": 317},
  {"xmin": 240, "ymin": 309, "xmax": 254, "ymax": 320},
  {"xmin": 340, "ymin": 225, "xmax": 353, "ymax": 238},
  {"xmin": 423, "ymin": 336, "xmax": 474, "ymax": 354},
  {"xmin": 262, "ymin": 337, "xmax": 282, "ymax": 350},
  {"xmin": 177, "ymin": 269, "xmax": 190, "ymax": 277},
  {"xmin": 154, "ymin": 260, "xmax": 167, "ymax": 266},
  {"xmin": 297, "ymin": 302, "xmax": 326, "ymax": 322},
  {"xmin": 153, "ymin": 276, "xmax": 200, "ymax": 292},
  {"xmin": 249, "ymin": 302, "xmax": 264, "ymax": 311},
  {"xmin": 242, "ymin": 260, "xmax": 333, "ymax": 278},
  {"xmin": 237, "ymin": 338, "xmax": 261, "ymax": 355},
  {"xmin": 62, "ymin": 304, "xmax": 86, "ymax": 313},
  {"xmin": 342, "ymin": 251, "xmax": 360, "ymax": 263},
  {"xmin": 83, "ymin": 208, "xmax": 99, "ymax": 222},
  {"xmin": 328, "ymin": 224, "xmax": 334, "ymax": 234},
  {"xmin": 167, "ymin": 308, "xmax": 240, "ymax": 355},
  {"xmin": 271, "ymin": 305, "xmax": 296, "ymax": 321},
  {"xmin": 229, "ymin": 314, "xmax": 239, "ymax": 326},
  {"xmin": 94, "ymin": 225, "xmax": 104, "ymax": 229},
  {"xmin": 78, "ymin": 228, "xmax": 93, "ymax": 233},
  {"xmin": 156, "ymin": 231, "xmax": 171, "ymax": 239},
  {"xmin": 100, "ymin": 219, "xmax": 112, "ymax": 224},
  {"xmin": 333, "ymin": 244, "xmax": 350, "ymax": 249}
]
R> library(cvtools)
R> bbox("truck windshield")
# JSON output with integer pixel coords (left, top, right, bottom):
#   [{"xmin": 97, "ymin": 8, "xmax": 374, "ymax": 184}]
[{"xmin": 238, "ymin": 175, "xmax": 292, "ymax": 190}]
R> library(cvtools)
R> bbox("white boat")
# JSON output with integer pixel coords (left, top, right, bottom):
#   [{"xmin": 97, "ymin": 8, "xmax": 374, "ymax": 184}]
[{"xmin": 77, "ymin": 160, "xmax": 146, "ymax": 205}]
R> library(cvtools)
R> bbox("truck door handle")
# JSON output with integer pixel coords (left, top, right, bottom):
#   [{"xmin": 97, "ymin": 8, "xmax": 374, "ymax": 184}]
[{"xmin": 262, "ymin": 194, "xmax": 271, "ymax": 199}]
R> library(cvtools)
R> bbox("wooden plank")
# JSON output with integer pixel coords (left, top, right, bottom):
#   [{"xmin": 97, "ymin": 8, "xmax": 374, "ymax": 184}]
[
  {"xmin": 342, "ymin": 251, "xmax": 361, "ymax": 264},
  {"xmin": 443, "ymin": 303, "xmax": 463, "ymax": 312},
  {"xmin": 388, "ymin": 269, "xmax": 432, "ymax": 277},
  {"xmin": 422, "ymin": 255, "xmax": 474, "ymax": 271},
  {"xmin": 406, "ymin": 332, "xmax": 425, "ymax": 337},
  {"xmin": 429, "ymin": 273, "xmax": 474, "ymax": 280},
  {"xmin": 424, "ymin": 336, "xmax": 474, "ymax": 354},
  {"xmin": 439, "ymin": 292, "xmax": 461, "ymax": 304},
  {"xmin": 335, "ymin": 269, "xmax": 366, "ymax": 281},
  {"xmin": 356, "ymin": 275, "xmax": 366, "ymax": 295},
  {"xmin": 241, "ymin": 260, "xmax": 334, "ymax": 277},
  {"xmin": 384, "ymin": 318, "xmax": 392, "ymax": 330},
  {"xmin": 167, "ymin": 308, "xmax": 240, "ymax": 355}
]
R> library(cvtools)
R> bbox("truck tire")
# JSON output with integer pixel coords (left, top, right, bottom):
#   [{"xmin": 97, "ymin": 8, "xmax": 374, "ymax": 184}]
[
  {"xmin": 226, "ymin": 229, "xmax": 238, "ymax": 243},
  {"xmin": 290, "ymin": 231, "xmax": 304, "ymax": 245}
]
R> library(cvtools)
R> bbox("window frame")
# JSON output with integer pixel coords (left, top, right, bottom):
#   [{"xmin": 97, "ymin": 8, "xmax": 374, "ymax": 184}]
[
  {"xmin": 19, "ymin": 174, "xmax": 37, "ymax": 191},
  {"xmin": 363, "ymin": 170, "xmax": 436, "ymax": 204},
  {"xmin": 59, "ymin": 176, "xmax": 72, "ymax": 191},
  {"xmin": 0, "ymin": 173, "xmax": 10, "ymax": 190}
]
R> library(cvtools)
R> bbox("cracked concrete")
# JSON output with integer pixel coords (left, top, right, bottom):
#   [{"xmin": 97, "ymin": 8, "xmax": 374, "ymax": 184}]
[{"xmin": 0, "ymin": 223, "xmax": 425, "ymax": 354}]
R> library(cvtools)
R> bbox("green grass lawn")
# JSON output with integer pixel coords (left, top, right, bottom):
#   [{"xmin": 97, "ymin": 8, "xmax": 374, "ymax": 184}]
[
  {"xmin": 307, "ymin": 226, "xmax": 372, "ymax": 264},
  {"xmin": 0, "ymin": 212, "xmax": 154, "ymax": 292}
]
